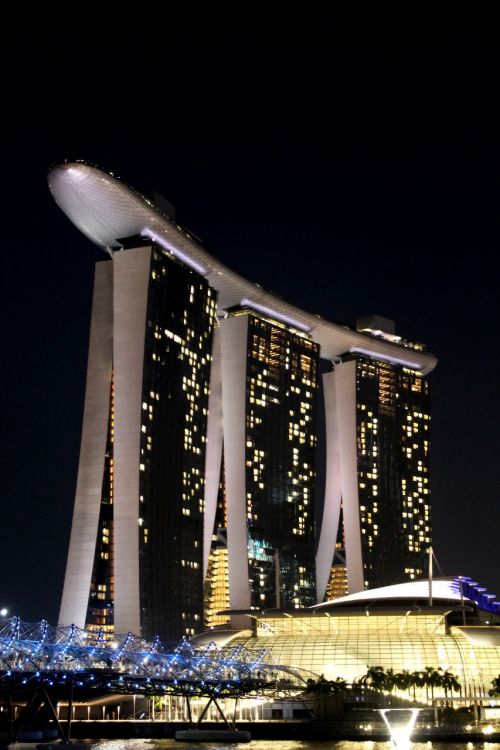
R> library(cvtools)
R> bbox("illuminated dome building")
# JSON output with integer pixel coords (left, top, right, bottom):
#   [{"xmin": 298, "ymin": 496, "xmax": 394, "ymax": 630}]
[{"xmin": 207, "ymin": 577, "xmax": 500, "ymax": 701}]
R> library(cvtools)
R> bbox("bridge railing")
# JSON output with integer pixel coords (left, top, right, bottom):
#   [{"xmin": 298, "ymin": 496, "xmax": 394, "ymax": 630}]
[{"xmin": 0, "ymin": 616, "xmax": 310, "ymax": 689}]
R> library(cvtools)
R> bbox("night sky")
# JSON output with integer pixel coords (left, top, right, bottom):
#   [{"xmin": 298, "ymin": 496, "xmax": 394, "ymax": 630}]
[{"xmin": 2, "ymin": 34, "xmax": 498, "ymax": 623}]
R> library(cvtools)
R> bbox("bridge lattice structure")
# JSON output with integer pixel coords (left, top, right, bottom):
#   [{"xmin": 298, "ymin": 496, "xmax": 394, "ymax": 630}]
[{"xmin": 0, "ymin": 616, "xmax": 308, "ymax": 698}]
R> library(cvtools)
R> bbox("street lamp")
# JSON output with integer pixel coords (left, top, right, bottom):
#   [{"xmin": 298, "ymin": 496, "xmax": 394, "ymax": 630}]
[{"xmin": 0, "ymin": 608, "xmax": 8, "ymax": 617}]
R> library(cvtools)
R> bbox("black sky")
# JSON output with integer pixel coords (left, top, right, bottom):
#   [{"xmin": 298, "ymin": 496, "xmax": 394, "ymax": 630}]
[{"xmin": 2, "ymin": 33, "xmax": 499, "ymax": 622}]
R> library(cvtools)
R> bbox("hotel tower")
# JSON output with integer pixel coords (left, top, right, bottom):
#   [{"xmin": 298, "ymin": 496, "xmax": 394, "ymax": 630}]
[{"xmin": 49, "ymin": 163, "xmax": 437, "ymax": 641}]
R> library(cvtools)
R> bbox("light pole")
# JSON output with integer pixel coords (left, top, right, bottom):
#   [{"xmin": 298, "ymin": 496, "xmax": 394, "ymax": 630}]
[{"xmin": 274, "ymin": 550, "xmax": 282, "ymax": 609}]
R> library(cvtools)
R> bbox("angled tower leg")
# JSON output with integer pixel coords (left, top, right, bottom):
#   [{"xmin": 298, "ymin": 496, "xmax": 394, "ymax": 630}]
[
  {"xmin": 219, "ymin": 316, "xmax": 251, "ymax": 621},
  {"xmin": 318, "ymin": 362, "xmax": 364, "ymax": 598},
  {"xmin": 203, "ymin": 327, "xmax": 223, "ymax": 580},
  {"xmin": 316, "ymin": 368, "xmax": 342, "ymax": 602},
  {"xmin": 335, "ymin": 361, "xmax": 364, "ymax": 593},
  {"xmin": 112, "ymin": 246, "xmax": 152, "ymax": 636},
  {"xmin": 59, "ymin": 261, "xmax": 113, "ymax": 627}
]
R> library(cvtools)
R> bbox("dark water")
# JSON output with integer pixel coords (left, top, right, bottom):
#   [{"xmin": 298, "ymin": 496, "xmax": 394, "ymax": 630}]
[{"xmin": 75, "ymin": 739, "xmax": 498, "ymax": 750}]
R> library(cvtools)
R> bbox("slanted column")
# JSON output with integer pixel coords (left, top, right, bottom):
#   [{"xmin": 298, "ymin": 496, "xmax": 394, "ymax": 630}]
[
  {"xmin": 203, "ymin": 326, "xmax": 223, "ymax": 579},
  {"xmin": 318, "ymin": 362, "xmax": 364, "ymax": 598},
  {"xmin": 59, "ymin": 261, "xmax": 113, "ymax": 627},
  {"xmin": 112, "ymin": 246, "xmax": 152, "ymax": 636},
  {"xmin": 219, "ymin": 316, "xmax": 251, "ymax": 622}
]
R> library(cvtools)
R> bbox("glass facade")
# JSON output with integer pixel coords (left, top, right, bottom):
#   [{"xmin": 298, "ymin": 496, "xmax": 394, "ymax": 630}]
[
  {"xmin": 138, "ymin": 247, "xmax": 216, "ymax": 641},
  {"xmin": 351, "ymin": 355, "xmax": 431, "ymax": 589},
  {"xmin": 326, "ymin": 506, "xmax": 348, "ymax": 600},
  {"xmin": 85, "ymin": 380, "xmax": 114, "ymax": 636},
  {"xmin": 236, "ymin": 611, "xmax": 499, "ymax": 700},
  {"xmin": 204, "ymin": 453, "xmax": 230, "ymax": 628},
  {"xmin": 237, "ymin": 311, "xmax": 319, "ymax": 610}
]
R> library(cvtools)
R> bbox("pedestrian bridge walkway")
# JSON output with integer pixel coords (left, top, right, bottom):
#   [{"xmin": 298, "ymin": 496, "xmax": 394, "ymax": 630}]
[
  {"xmin": 0, "ymin": 617, "xmax": 310, "ymax": 743},
  {"xmin": 0, "ymin": 616, "xmax": 308, "ymax": 697}
]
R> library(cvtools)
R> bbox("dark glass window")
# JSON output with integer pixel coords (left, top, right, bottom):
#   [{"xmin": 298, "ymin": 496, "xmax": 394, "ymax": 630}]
[
  {"xmin": 139, "ymin": 248, "xmax": 216, "ymax": 641},
  {"xmin": 244, "ymin": 314, "xmax": 319, "ymax": 610},
  {"xmin": 351, "ymin": 355, "xmax": 431, "ymax": 588},
  {"xmin": 85, "ymin": 380, "xmax": 114, "ymax": 634}
]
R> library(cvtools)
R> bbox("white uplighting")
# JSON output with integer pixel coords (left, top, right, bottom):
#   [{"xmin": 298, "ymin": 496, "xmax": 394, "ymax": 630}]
[{"xmin": 380, "ymin": 708, "xmax": 421, "ymax": 749}]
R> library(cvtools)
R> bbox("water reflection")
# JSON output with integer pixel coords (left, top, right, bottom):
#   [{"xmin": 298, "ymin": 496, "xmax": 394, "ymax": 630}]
[{"xmin": 80, "ymin": 740, "xmax": 499, "ymax": 750}]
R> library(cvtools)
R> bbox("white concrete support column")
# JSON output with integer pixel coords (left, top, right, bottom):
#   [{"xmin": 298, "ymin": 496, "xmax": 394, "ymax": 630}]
[
  {"xmin": 59, "ymin": 261, "xmax": 113, "ymax": 627},
  {"xmin": 335, "ymin": 361, "xmax": 364, "ymax": 593},
  {"xmin": 318, "ymin": 361, "xmax": 364, "ymax": 598},
  {"xmin": 219, "ymin": 316, "xmax": 251, "ymax": 620},
  {"xmin": 112, "ymin": 246, "xmax": 152, "ymax": 636},
  {"xmin": 203, "ymin": 326, "xmax": 223, "ymax": 580},
  {"xmin": 315, "ymin": 368, "xmax": 342, "ymax": 602}
]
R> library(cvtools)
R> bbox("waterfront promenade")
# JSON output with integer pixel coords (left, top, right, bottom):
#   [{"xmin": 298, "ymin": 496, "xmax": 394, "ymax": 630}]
[{"xmin": 1, "ymin": 717, "xmax": 498, "ymax": 743}]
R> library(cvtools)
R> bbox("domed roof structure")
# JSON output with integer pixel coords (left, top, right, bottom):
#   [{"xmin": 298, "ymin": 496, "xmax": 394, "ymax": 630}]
[{"xmin": 311, "ymin": 576, "xmax": 499, "ymax": 615}]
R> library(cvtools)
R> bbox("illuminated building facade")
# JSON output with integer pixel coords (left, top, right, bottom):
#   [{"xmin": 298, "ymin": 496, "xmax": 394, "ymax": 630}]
[
  {"xmin": 317, "ymin": 316, "xmax": 432, "ymax": 599},
  {"xmin": 196, "ymin": 579, "xmax": 500, "ymax": 705},
  {"xmin": 352, "ymin": 352, "xmax": 431, "ymax": 587},
  {"xmin": 325, "ymin": 507, "xmax": 348, "ymax": 601},
  {"xmin": 137, "ymin": 246, "xmax": 216, "ymax": 639},
  {"xmin": 59, "ymin": 241, "xmax": 216, "ymax": 642},
  {"xmin": 204, "ymin": 537, "xmax": 230, "ymax": 629},
  {"xmin": 208, "ymin": 309, "xmax": 319, "ymax": 614},
  {"xmin": 49, "ymin": 163, "xmax": 438, "ymax": 639},
  {"xmin": 243, "ymin": 312, "xmax": 318, "ymax": 609},
  {"xmin": 203, "ymin": 461, "xmax": 230, "ymax": 629},
  {"xmin": 203, "ymin": 307, "xmax": 320, "ymax": 622}
]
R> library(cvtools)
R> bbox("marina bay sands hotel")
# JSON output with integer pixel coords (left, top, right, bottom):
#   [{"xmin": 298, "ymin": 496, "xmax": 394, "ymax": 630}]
[{"xmin": 49, "ymin": 162, "xmax": 437, "ymax": 642}]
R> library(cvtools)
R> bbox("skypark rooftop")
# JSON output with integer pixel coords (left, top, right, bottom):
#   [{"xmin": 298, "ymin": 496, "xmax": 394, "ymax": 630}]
[{"xmin": 48, "ymin": 162, "xmax": 437, "ymax": 375}]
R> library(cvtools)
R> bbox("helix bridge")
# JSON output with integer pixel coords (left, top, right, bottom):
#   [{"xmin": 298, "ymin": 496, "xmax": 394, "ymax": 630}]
[{"xmin": 0, "ymin": 617, "xmax": 309, "ymax": 741}]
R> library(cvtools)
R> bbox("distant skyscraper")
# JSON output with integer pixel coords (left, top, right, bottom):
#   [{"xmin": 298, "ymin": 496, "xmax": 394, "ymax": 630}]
[{"xmin": 49, "ymin": 163, "xmax": 437, "ymax": 641}]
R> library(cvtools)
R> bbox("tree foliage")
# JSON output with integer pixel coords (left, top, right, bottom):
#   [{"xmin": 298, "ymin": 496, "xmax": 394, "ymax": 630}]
[
  {"xmin": 305, "ymin": 674, "xmax": 349, "ymax": 695},
  {"xmin": 358, "ymin": 665, "xmax": 461, "ymax": 700},
  {"xmin": 304, "ymin": 666, "xmax": 462, "ymax": 703},
  {"xmin": 489, "ymin": 675, "xmax": 500, "ymax": 697}
]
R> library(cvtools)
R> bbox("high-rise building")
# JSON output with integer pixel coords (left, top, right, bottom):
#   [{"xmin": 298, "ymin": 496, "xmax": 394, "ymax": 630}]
[
  {"xmin": 212, "ymin": 308, "xmax": 319, "ymax": 616},
  {"xmin": 48, "ymin": 163, "xmax": 437, "ymax": 640},
  {"xmin": 319, "ymin": 315, "xmax": 432, "ymax": 597},
  {"xmin": 57, "ymin": 239, "xmax": 216, "ymax": 642}
]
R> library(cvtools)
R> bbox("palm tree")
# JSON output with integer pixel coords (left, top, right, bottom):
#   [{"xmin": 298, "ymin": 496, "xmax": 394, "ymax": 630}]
[
  {"xmin": 304, "ymin": 674, "xmax": 350, "ymax": 720},
  {"xmin": 423, "ymin": 666, "xmax": 443, "ymax": 701},
  {"xmin": 330, "ymin": 677, "xmax": 348, "ymax": 693},
  {"xmin": 305, "ymin": 676, "xmax": 326, "ymax": 695},
  {"xmin": 315, "ymin": 674, "xmax": 331, "ymax": 695},
  {"xmin": 411, "ymin": 670, "xmax": 425, "ymax": 701},
  {"xmin": 305, "ymin": 674, "xmax": 348, "ymax": 696},
  {"xmin": 394, "ymin": 669, "xmax": 412, "ymax": 697},
  {"xmin": 489, "ymin": 675, "xmax": 500, "ymax": 697},
  {"xmin": 441, "ymin": 669, "xmax": 461, "ymax": 704},
  {"xmin": 360, "ymin": 665, "xmax": 387, "ymax": 692},
  {"xmin": 384, "ymin": 668, "xmax": 396, "ymax": 693},
  {"xmin": 305, "ymin": 677, "xmax": 317, "ymax": 693}
]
